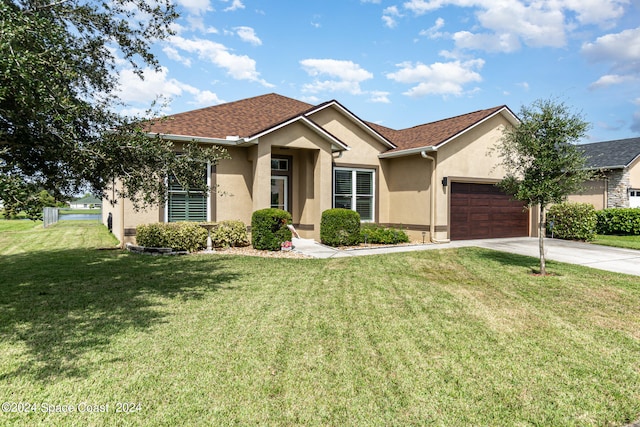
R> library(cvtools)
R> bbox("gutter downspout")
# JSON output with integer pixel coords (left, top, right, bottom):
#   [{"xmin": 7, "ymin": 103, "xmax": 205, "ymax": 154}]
[{"xmin": 421, "ymin": 150, "xmax": 450, "ymax": 244}]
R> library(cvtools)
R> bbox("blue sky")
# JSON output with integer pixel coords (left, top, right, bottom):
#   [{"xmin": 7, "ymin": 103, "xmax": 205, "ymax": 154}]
[{"xmin": 116, "ymin": 0, "xmax": 640, "ymax": 143}]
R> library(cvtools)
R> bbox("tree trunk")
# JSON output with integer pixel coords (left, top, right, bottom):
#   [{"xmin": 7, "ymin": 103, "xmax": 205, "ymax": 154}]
[{"xmin": 538, "ymin": 204, "xmax": 546, "ymax": 275}]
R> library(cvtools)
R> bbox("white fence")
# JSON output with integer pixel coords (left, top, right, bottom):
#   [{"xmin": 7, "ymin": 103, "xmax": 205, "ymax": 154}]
[{"xmin": 43, "ymin": 207, "xmax": 59, "ymax": 228}]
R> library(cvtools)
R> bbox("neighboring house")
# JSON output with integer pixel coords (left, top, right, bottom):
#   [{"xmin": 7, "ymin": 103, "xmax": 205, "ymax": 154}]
[
  {"xmin": 569, "ymin": 137, "xmax": 640, "ymax": 209},
  {"xmin": 70, "ymin": 195, "xmax": 102, "ymax": 209},
  {"xmin": 104, "ymin": 93, "xmax": 535, "ymax": 244}
]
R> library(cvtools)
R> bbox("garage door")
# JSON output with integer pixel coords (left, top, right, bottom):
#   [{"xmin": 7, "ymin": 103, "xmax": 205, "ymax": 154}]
[{"xmin": 450, "ymin": 182, "xmax": 529, "ymax": 240}]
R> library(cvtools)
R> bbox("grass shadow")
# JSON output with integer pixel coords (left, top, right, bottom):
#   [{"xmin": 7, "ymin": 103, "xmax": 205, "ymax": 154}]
[
  {"xmin": 0, "ymin": 248, "xmax": 240, "ymax": 381},
  {"xmin": 460, "ymin": 247, "xmax": 558, "ymax": 275}
]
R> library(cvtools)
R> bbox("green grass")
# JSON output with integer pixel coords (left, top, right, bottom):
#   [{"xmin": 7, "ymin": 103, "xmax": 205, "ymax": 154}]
[
  {"xmin": 1, "ymin": 221, "xmax": 639, "ymax": 426},
  {"xmin": 592, "ymin": 234, "xmax": 640, "ymax": 250}
]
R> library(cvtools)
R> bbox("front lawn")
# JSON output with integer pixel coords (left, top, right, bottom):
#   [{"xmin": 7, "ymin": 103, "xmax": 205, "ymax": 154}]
[
  {"xmin": 592, "ymin": 234, "xmax": 640, "ymax": 250},
  {"xmin": 1, "ymin": 221, "xmax": 639, "ymax": 426}
]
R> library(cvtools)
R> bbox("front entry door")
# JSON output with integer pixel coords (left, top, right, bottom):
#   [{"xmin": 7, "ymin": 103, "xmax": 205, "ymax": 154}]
[{"xmin": 271, "ymin": 176, "xmax": 288, "ymax": 211}]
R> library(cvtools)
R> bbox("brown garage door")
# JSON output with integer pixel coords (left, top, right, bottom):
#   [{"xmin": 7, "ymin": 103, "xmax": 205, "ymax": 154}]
[{"xmin": 450, "ymin": 182, "xmax": 529, "ymax": 240}]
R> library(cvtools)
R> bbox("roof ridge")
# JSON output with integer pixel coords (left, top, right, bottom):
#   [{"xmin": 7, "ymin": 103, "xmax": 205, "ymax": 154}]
[{"xmin": 398, "ymin": 105, "xmax": 506, "ymax": 131}]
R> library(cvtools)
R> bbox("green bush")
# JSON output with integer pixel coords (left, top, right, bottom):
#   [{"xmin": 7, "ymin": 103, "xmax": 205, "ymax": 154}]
[
  {"xmin": 211, "ymin": 220, "xmax": 249, "ymax": 248},
  {"xmin": 547, "ymin": 202, "xmax": 597, "ymax": 241},
  {"xmin": 320, "ymin": 208, "xmax": 361, "ymax": 247},
  {"xmin": 136, "ymin": 222, "xmax": 207, "ymax": 252},
  {"xmin": 360, "ymin": 223, "xmax": 410, "ymax": 244},
  {"xmin": 251, "ymin": 208, "xmax": 292, "ymax": 251},
  {"xmin": 596, "ymin": 208, "xmax": 640, "ymax": 235}
]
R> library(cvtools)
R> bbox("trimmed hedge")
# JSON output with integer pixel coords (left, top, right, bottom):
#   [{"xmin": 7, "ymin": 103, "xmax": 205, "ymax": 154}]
[
  {"xmin": 211, "ymin": 220, "xmax": 249, "ymax": 248},
  {"xmin": 361, "ymin": 223, "xmax": 409, "ymax": 244},
  {"xmin": 251, "ymin": 208, "xmax": 292, "ymax": 251},
  {"xmin": 320, "ymin": 208, "xmax": 361, "ymax": 247},
  {"xmin": 547, "ymin": 202, "xmax": 597, "ymax": 241},
  {"xmin": 596, "ymin": 208, "xmax": 640, "ymax": 235},
  {"xmin": 136, "ymin": 222, "xmax": 207, "ymax": 252}
]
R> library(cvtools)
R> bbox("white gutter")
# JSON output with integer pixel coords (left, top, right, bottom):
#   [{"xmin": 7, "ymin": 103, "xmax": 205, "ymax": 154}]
[
  {"xmin": 379, "ymin": 145, "xmax": 437, "ymax": 159},
  {"xmin": 146, "ymin": 133, "xmax": 252, "ymax": 146}
]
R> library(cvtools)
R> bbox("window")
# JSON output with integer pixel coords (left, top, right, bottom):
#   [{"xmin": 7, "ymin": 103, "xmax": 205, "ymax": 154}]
[
  {"xmin": 271, "ymin": 156, "xmax": 292, "ymax": 212},
  {"xmin": 271, "ymin": 158, "xmax": 289, "ymax": 171},
  {"xmin": 334, "ymin": 168, "xmax": 374, "ymax": 221},
  {"xmin": 167, "ymin": 165, "xmax": 209, "ymax": 222}
]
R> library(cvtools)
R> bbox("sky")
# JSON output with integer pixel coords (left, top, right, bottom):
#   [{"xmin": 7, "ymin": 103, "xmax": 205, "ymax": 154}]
[{"xmin": 116, "ymin": 0, "xmax": 640, "ymax": 143}]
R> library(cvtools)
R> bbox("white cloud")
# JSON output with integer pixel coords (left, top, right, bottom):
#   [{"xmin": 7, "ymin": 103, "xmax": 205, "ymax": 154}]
[
  {"xmin": 561, "ymin": 0, "xmax": 627, "ymax": 26},
  {"xmin": 222, "ymin": 0, "xmax": 244, "ymax": 12},
  {"xmin": 403, "ymin": 0, "xmax": 444, "ymax": 15},
  {"xmin": 453, "ymin": 31, "xmax": 521, "ymax": 53},
  {"xmin": 163, "ymin": 46, "xmax": 192, "ymax": 67},
  {"xmin": 175, "ymin": 0, "xmax": 212, "ymax": 15},
  {"xmin": 386, "ymin": 59, "xmax": 484, "ymax": 97},
  {"xmin": 473, "ymin": 2, "xmax": 566, "ymax": 49},
  {"xmin": 419, "ymin": 17, "xmax": 445, "ymax": 39},
  {"xmin": 168, "ymin": 36, "xmax": 273, "ymax": 87},
  {"xmin": 369, "ymin": 91, "xmax": 391, "ymax": 103},
  {"xmin": 589, "ymin": 74, "xmax": 637, "ymax": 90},
  {"xmin": 402, "ymin": 0, "xmax": 630, "ymax": 53},
  {"xmin": 583, "ymin": 27, "xmax": 640, "ymax": 90},
  {"xmin": 582, "ymin": 27, "xmax": 640, "ymax": 71},
  {"xmin": 383, "ymin": 6, "xmax": 401, "ymax": 29},
  {"xmin": 234, "ymin": 26, "xmax": 262, "ymax": 46},
  {"xmin": 116, "ymin": 66, "xmax": 223, "ymax": 109},
  {"xmin": 190, "ymin": 90, "xmax": 225, "ymax": 106},
  {"xmin": 300, "ymin": 59, "xmax": 373, "ymax": 95}
]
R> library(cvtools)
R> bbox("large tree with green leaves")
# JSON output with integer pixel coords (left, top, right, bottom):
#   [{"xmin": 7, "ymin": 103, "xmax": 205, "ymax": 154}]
[
  {"xmin": 0, "ymin": 0, "xmax": 227, "ymax": 209},
  {"xmin": 495, "ymin": 99, "xmax": 592, "ymax": 275}
]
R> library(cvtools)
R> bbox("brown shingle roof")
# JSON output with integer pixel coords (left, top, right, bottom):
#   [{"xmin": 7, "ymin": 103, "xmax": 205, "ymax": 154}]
[
  {"xmin": 146, "ymin": 93, "xmax": 313, "ymax": 139},
  {"xmin": 370, "ymin": 105, "xmax": 509, "ymax": 152},
  {"xmin": 146, "ymin": 93, "xmax": 512, "ymax": 155}
]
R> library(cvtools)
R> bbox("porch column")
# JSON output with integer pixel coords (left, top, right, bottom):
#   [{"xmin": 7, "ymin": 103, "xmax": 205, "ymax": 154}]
[
  {"xmin": 251, "ymin": 139, "xmax": 272, "ymax": 211},
  {"xmin": 313, "ymin": 149, "xmax": 333, "ymax": 239}
]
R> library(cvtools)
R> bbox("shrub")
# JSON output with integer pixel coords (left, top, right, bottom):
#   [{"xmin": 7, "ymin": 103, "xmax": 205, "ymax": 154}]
[
  {"xmin": 546, "ymin": 202, "xmax": 596, "ymax": 241},
  {"xmin": 211, "ymin": 220, "xmax": 249, "ymax": 248},
  {"xmin": 136, "ymin": 222, "xmax": 207, "ymax": 252},
  {"xmin": 320, "ymin": 208, "xmax": 361, "ymax": 246},
  {"xmin": 251, "ymin": 208, "xmax": 292, "ymax": 251},
  {"xmin": 360, "ymin": 223, "xmax": 410, "ymax": 244},
  {"xmin": 596, "ymin": 208, "xmax": 640, "ymax": 235}
]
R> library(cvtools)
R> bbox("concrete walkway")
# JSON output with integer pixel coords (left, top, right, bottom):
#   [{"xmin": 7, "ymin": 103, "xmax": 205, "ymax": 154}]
[{"xmin": 292, "ymin": 237, "xmax": 640, "ymax": 277}]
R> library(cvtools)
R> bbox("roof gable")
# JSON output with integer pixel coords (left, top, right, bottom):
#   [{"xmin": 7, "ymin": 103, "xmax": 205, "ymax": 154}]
[
  {"xmin": 376, "ymin": 105, "xmax": 517, "ymax": 157},
  {"xmin": 305, "ymin": 100, "xmax": 396, "ymax": 149},
  {"xmin": 578, "ymin": 137, "xmax": 640, "ymax": 169}
]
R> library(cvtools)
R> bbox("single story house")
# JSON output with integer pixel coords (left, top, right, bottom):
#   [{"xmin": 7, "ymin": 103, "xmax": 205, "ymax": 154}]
[
  {"xmin": 104, "ymin": 93, "xmax": 536, "ymax": 244},
  {"xmin": 569, "ymin": 137, "xmax": 640, "ymax": 209},
  {"xmin": 70, "ymin": 194, "xmax": 102, "ymax": 209}
]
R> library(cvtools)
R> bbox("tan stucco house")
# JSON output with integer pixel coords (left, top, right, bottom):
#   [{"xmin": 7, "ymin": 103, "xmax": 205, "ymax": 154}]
[
  {"xmin": 568, "ymin": 137, "xmax": 640, "ymax": 209},
  {"xmin": 104, "ymin": 93, "xmax": 534, "ymax": 244}
]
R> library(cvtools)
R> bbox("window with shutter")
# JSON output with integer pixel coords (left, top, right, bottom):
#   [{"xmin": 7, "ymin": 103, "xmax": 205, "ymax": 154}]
[
  {"xmin": 167, "ymin": 166, "xmax": 208, "ymax": 222},
  {"xmin": 333, "ymin": 168, "xmax": 374, "ymax": 221}
]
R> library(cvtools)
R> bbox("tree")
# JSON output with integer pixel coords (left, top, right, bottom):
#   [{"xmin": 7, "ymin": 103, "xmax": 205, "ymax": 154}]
[
  {"xmin": 495, "ymin": 99, "xmax": 592, "ymax": 275},
  {"xmin": 0, "ymin": 0, "xmax": 227, "ymax": 210},
  {"xmin": 0, "ymin": 175, "xmax": 60, "ymax": 220}
]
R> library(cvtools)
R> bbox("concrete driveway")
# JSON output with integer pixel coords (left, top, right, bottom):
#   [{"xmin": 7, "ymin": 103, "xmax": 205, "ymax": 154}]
[
  {"xmin": 293, "ymin": 237, "xmax": 640, "ymax": 276},
  {"xmin": 464, "ymin": 237, "xmax": 640, "ymax": 277}
]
